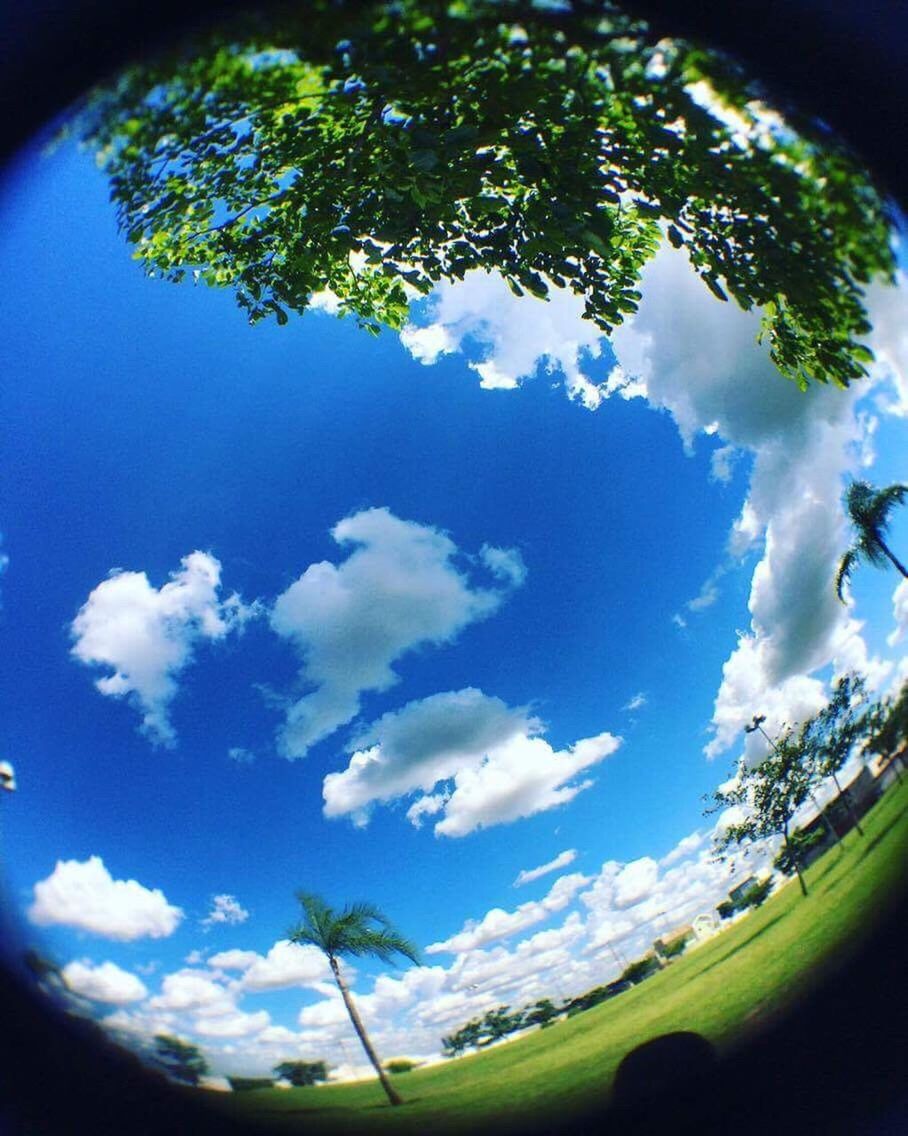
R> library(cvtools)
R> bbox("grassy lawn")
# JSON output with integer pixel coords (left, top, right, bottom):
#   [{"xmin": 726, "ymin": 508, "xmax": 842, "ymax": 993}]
[{"xmin": 210, "ymin": 778, "xmax": 907, "ymax": 1134}]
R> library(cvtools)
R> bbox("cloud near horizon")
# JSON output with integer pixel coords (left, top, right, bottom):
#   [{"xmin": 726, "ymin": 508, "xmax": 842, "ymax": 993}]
[{"xmin": 270, "ymin": 509, "xmax": 525, "ymax": 759}]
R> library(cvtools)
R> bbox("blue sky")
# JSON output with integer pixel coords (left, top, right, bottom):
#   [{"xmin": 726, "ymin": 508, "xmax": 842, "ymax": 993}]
[{"xmin": 0, "ymin": 135, "xmax": 906, "ymax": 1078}]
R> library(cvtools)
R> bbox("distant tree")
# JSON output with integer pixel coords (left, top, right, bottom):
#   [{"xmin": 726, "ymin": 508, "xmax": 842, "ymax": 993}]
[
  {"xmin": 863, "ymin": 681, "xmax": 908, "ymax": 780},
  {"xmin": 227, "ymin": 1077, "xmax": 275, "ymax": 1092},
  {"xmin": 384, "ymin": 1059, "xmax": 417, "ymax": 1075},
  {"xmin": 716, "ymin": 899, "xmax": 735, "ymax": 921},
  {"xmin": 72, "ymin": 0, "xmax": 893, "ymax": 393},
  {"xmin": 620, "ymin": 956, "xmax": 660, "ymax": 985},
  {"xmin": 773, "ymin": 827, "xmax": 826, "ymax": 878},
  {"xmin": 836, "ymin": 481, "xmax": 908, "ymax": 601},
  {"xmin": 442, "ymin": 1017, "xmax": 484, "ymax": 1057},
  {"xmin": 803, "ymin": 672, "xmax": 870, "ymax": 835},
  {"xmin": 287, "ymin": 892, "xmax": 419, "ymax": 1107},
  {"xmin": 523, "ymin": 998, "xmax": 559, "ymax": 1029},
  {"xmin": 152, "ymin": 1035, "xmax": 209, "ymax": 1086},
  {"xmin": 708, "ymin": 730, "xmax": 816, "ymax": 897},
  {"xmin": 273, "ymin": 1060, "xmax": 329, "ymax": 1087},
  {"xmin": 478, "ymin": 1005, "xmax": 525, "ymax": 1045},
  {"xmin": 660, "ymin": 935, "xmax": 689, "ymax": 960}
]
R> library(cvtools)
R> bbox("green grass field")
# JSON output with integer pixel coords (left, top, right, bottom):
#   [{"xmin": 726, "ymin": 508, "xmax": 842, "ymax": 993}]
[{"xmin": 210, "ymin": 778, "xmax": 907, "ymax": 1134}]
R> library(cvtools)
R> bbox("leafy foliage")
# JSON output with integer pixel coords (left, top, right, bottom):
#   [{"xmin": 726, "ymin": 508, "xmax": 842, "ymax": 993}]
[
  {"xmin": 523, "ymin": 997, "xmax": 560, "ymax": 1029},
  {"xmin": 152, "ymin": 1034, "xmax": 209, "ymax": 1086},
  {"xmin": 773, "ymin": 827, "xmax": 826, "ymax": 877},
  {"xmin": 707, "ymin": 730, "xmax": 816, "ymax": 895},
  {"xmin": 836, "ymin": 481, "xmax": 908, "ymax": 600},
  {"xmin": 863, "ymin": 681, "xmax": 908, "ymax": 763},
  {"xmin": 73, "ymin": 0, "xmax": 894, "ymax": 392},
  {"xmin": 385, "ymin": 1059, "xmax": 417, "ymax": 1074},
  {"xmin": 273, "ymin": 1060, "xmax": 329, "ymax": 1086},
  {"xmin": 288, "ymin": 892, "xmax": 420, "ymax": 966},
  {"xmin": 620, "ymin": 955, "xmax": 661, "ymax": 984},
  {"xmin": 287, "ymin": 892, "xmax": 417, "ymax": 1107}
]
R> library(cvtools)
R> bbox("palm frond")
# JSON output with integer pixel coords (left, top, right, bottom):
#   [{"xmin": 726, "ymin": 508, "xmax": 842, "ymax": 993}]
[
  {"xmin": 871, "ymin": 483, "xmax": 908, "ymax": 532},
  {"xmin": 835, "ymin": 548, "xmax": 857, "ymax": 602},
  {"xmin": 287, "ymin": 891, "xmax": 419, "ymax": 966}
]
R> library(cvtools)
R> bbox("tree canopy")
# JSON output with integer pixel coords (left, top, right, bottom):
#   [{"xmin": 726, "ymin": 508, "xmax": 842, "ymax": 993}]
[
  {"xmin": 152, "ymin": 1034, "xmax": 209, "ymax": 1086},
  {"xmin": 708, "ymin": 730, "xmax": 815, "ymax": 896},
  {"xmin": 73, "ymin": 0, "xmax": 894, "ymax": 394}
]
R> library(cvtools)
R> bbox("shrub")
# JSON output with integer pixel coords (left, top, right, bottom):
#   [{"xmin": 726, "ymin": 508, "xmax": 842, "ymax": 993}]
[{"xmin": 227, "ymin": 1077, "xmax": 274, "ymax": 1092}]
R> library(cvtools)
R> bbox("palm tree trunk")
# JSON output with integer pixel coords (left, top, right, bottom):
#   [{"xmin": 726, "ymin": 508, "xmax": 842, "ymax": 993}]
[
  {"xmin": 832, "ymin": 771, "xmax": 865, "ymax": 836},
  {"xmin": 878, "ymin": 536, "xmax": 908, "ymax": 579},
  {"xmin": 329, "ymin": 956, "xmax": 403, "ymax": 1107}
]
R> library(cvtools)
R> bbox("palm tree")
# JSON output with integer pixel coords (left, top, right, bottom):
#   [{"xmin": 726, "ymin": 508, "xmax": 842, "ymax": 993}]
[
  {"xmin": 288, "ymin": 893, "xmax": 419, "ymax": 1107},
  {"xmin": 836, "ymin": 480, "xmax": 908, "ymax": 601}
]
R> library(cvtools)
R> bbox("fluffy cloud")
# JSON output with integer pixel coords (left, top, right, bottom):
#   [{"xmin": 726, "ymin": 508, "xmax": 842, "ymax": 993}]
[
  {"xmin": 192, "ymin": 1009, "xmax": 271, "ymax": 1039},
  {"xmin": 434, "ymin": 729, "xmax": 621, "ymax": 838},
  {"xmin": 323, "ymin": 688, "xmax": 535, "ymax": 824},
  {"xmin": 28, "ymin": 856, "xmax": 183, "ymax": 941},
  {"xmin": 604, "ymin": 243, "xmax": 894, "ymax": 760},
  {"xmin": 62, "ymin": 960, "xmax": 148, "ymax": 1004},
  {"xmin": 230, "ymin": 940, "xmax": 332, "ymax": 992},
  {"xmin": 888, "ymin": 578, "xmax": 908, "ymax": 647},
  {"xmin": 401, "ymin": 270, "xmax": 607, "ymax": 408},
  {"xmin": 201, "ymin": 895, "xmax": 249, "ymax": 928},
  {"xmin": 427, "ymin": 871, "xmax": 590, "ymax": 954},
  {"xmin": 149, "ymin": 968, "xmax": 233, "ymax": 1012},
  {"xmin": 70, "ymin": 551, "xmax": 257, "ymax": 745},
  {"xmin": 324, "ymin": 687, "xmax": 620, "ymax": 836},
  {"xmin": 865, "ymin": 268, "xmax": 908, "ymax": 418},
  {"xmin": 271, "ymin": 509, "xmax": 523, "ymax": 757},
  {"xmin": 514, "ymin": 848, "xmax": 577, "ymax": 887}
]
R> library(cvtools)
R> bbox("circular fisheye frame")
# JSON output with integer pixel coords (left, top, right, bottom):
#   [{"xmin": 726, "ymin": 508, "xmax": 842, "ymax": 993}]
[{"xmin": 0, "ymin": 3, "xmax": 905, "ymax": 1136}]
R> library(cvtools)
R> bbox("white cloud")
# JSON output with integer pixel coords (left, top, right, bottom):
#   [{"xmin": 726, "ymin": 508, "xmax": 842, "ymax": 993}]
[
  {"xmin": 623, "ymin": 692, "xmax": 647, "ymax": 712},
  {"xmin": 434, "ymin": 730, "xmax": 621, "ymax": 838},
  {"xmin": 28, "ymin": 856, "xmax": 183, "ymax": 941},
  {"xmin": 659, "ymin": 830, "xmax": 707, "ymax": 868},
  {"xmin": 270, "ymin": 509, "xmax": 523, "ymax": 757},
  {"xmin": 324, "ymin": 687, "xmax": 620, "ymax": 837},
  {"xmin": 323, "ymin": 688, "xmax": 536, "ymax": 825},
  {"xmin": 401, "ymin": 270, "xmax": 610, "ymax": 408},
  {"xmin": 193, "ymin": 1009, "xmax": 271, "ymax": 1039},
  {"xmin": 427, "ymin": 871, "xmax": 590, "ymax": 954},
  {"xmin": 514, "ymin": 848, "xmax": 577, "ymax": 887},
  {"xmin": 888, "ymin": 578, "xmax": 908, "ymax": 647},
  {"xmin": 70, "ymin": 551, "xmax": 257, "ymax": 745},
  {"xmin": 62, "ymin": 960, "xmax": 148, "ymax": 1004},
  {"xmin": 228, "ymin": 747, "xmax": 255, "ymax": 764},
  {"xmin": 479, "ymin": 544, "xmax": 527, "ymax": 588},
  {"xmin": 207, "ymin": 949, "xmax": 260, "ymax": 972},
  {"xmin": 865, "ymin": 268, "xmax": 908, "ymax": 418},
  {"xmin": 237, "ymin": 940, "xmax": 332, "ymax": 992},
  {"xmin": 603, "ymin": 242, "xmax": 894, "ymax": 761},
  {"xmin": 149, "ymin": 968, "xmax": 233, "ymax": 1012},
  {"xmin": 201, "ymin": 895, "xmax": 249, "ymax": 928}
]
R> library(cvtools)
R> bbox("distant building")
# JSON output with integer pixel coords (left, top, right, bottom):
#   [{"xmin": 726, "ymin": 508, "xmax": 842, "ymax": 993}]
[
  {"xmin": 728, "ymin": 877, "xmax": 759, "ymax": 906},
  {"xmin": 796, "ymin": 764, "xmax": 884, "ymax": 865}
]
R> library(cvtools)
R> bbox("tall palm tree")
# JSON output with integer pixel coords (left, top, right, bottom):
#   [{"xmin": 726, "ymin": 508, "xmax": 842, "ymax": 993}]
[
  {"xmin": 836, "ymin": 480, "xmax": 908, "ymax": 602},
  {"xmin": 288, "ymin": 893, "xmax": 419, "ymax": 1107}
]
